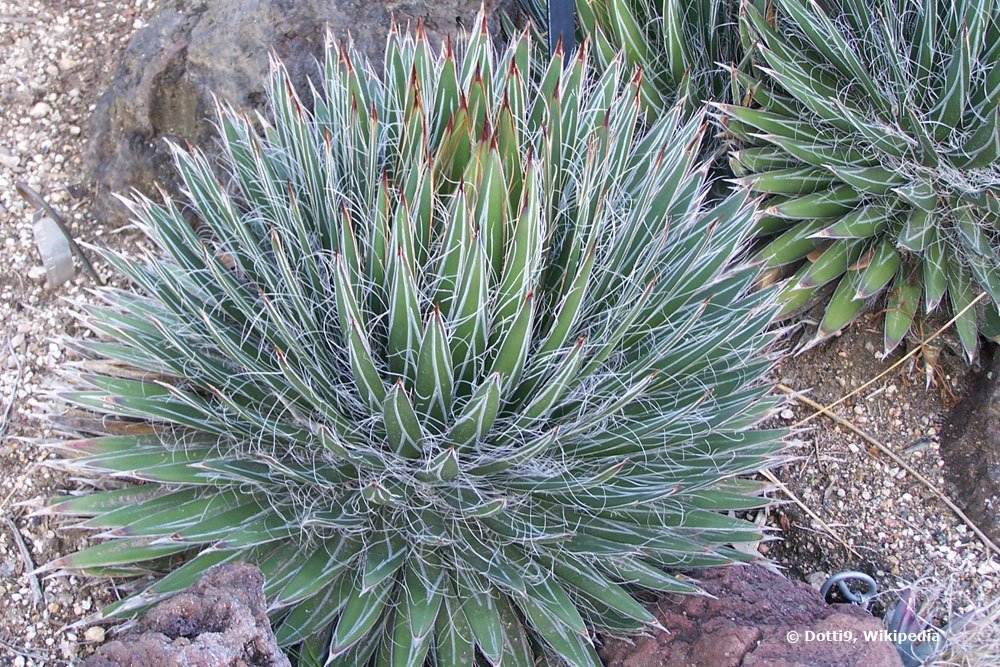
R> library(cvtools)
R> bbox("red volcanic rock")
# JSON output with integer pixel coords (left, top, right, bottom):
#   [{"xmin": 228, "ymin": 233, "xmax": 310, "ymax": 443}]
[{"xmin": 600, "ymin": 565, "xmax": 902, "ymax": 667}]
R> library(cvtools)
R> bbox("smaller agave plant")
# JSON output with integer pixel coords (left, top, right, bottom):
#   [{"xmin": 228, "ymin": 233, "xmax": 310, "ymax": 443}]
[
  {"xmin": 39, "ymin": 14, "xmax": 784, "ymax": 667},
  {"xmin": 719, "ymin": 0, "xmax": 1000, "ymax": 360},
  {"xmin": 518, "ymin": 0, "xmax": 750, "ymax": 113},
  {"xmin": 885, "ymin": 587, "xmax": 947, "ymax": 666}
]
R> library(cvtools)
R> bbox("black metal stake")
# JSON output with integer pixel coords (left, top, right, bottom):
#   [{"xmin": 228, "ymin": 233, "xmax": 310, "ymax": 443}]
[{"xmin": 548, "ymin": 0, "xmax": 577, "ymax": 58}]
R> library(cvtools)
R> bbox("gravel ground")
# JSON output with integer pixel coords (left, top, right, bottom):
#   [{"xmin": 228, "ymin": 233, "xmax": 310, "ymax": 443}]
[
  {"xmin": 1, "ymin": 1, "xmax": 999, "ymax": 665},
  {"xmin": 768, "ymin": 317, "xmax": 1000, "ymax": 618},
  {"xmin": 0, "ymin": 1, "xmax": 156, "ymax": 664}
]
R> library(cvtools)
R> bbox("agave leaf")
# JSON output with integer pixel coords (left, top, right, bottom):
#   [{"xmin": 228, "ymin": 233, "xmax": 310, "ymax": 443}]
[
  {"xmin": 817, "ymin": 269, "xmax": 868, "ymax": 339},
  {"xmin": 447, "ymin": 372, "xmax": 501, "ymax": 450},
  {"xmin": 454, "ymin": 570, "xmax": 506, "ymax": 665},
  {"xmin": 932, "ymin": 25, "xmax": 972, "ymax": 135},
  {"xmin": 923, "ymin": 230, "xmax": 949, "ymax": 312},
  {"xmin": 857, "ymin": 240, "xmax": 902, "ymax": 299},
  {"xmin": 329, "ymin": 576, "xmax": 396, "ymax": 658},
  {"xmin": 276, "ymin": 537, "xmax": 362, "ymax": 606},
  {"xmin": 414, "ymin": 308, "xmax": 454, "ymax": 426},
  {"xmin": 435, "ymin": 578, "xmax": 476, "ymax": 667},
  {"xmin": 487, "ymin": 291, "xmax": 535, "ymax": 391},
  {"xmin": 48, "ymin": 539, "xmax": 189, "ymax": 571},
  {"xmin": 515, "ymin": 596, "xmax": 601, "ymax": 667},
  {"xmin": 275, "ymin": 576, "xmax": 354, "ymax": 647},
  {"xmin": 947, "ymin": 260, "xmax": 981, "ymax": 361},
  {"xmin": 885, "ymin": 269, "xmax": 922, "ymax": 354}
]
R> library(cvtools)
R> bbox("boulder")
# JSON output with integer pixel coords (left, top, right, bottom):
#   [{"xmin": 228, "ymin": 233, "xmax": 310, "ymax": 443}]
[
  {"xmin": 86, "ymin": 0, "xmax": 514, "ymax": 223},
  {"xmin": 83, "ymin": 563, "xmax": 289, "ymax": 667},
  {"xmin": 600, "ymin": 564, "xmax": 902, "ymax": 667}
]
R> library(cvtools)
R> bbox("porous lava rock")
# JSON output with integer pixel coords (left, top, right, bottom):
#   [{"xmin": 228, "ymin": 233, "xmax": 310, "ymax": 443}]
[{"xmin": 83, "ymin": 563, "xmax": 289, "ymax": 667}]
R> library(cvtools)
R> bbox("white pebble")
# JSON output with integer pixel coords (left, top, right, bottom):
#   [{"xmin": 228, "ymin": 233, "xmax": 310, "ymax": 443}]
[{"xmin": 30, "ymin": 102, "xmax": 52, "ymax": 118}]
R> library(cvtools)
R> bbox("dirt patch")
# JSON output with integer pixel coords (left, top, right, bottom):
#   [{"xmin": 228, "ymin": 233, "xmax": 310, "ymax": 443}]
[
  {"xmin": 765, "ymin": 314, "xmax": 999, "ymax": 614},
  {"xmin": 939, "ymin": 349, "xmax": 1000, "ymax": 545}
]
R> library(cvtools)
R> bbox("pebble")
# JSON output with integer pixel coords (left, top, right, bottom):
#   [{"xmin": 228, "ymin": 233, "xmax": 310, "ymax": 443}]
[
  {"xmin": 804, "ymin": 572, "xmax": 828, "ymax": 591},
  {"xmin": 84, "ymin": 626, "xmax": 105, "ymax": 643},
  {"xmin": 0, "ymin": 152, "xmax": 19, "ymax": 169},
  {"xmin": 29, "ymin": 102, "xmax": 51, "ymax": 118}
]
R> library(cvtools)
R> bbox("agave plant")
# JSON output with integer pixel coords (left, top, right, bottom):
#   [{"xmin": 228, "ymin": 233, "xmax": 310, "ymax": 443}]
[
  {"xmin": 518, "ymin": 0, "xmax": 748, "ymax": 112},
  {"xmin": 719, "ymin": 0, "xmax": 1000, "ymax": 360},
  {"xmin": 41, "ymin": 17, "xmax": 783, "ymax": 667},
  {"xmin": 884, "ymin": 583, "xmax": 1000, "ymax": 667},
  {"xmin": 885, "ymin": 587, "xmax": 947, "ymax": 666}
]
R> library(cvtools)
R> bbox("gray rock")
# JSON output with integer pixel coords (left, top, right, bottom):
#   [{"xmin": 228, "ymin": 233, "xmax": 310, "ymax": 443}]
[
  {"xmin": 82, "ymin": 563, "xmax": 289, "ymax": 667},
  {"xmin": 30, "ymin": 101, "xmax": 51, "ymax": 118},
  {"xmin": 86, "ymin": 0, "xmax": 515, "ymax": 223},
  {"xmin": 0, "ymin": 150, "xmax": 19, "ymax": 169}
]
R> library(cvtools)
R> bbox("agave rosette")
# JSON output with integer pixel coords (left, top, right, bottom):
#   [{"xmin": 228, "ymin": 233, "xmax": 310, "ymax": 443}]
[
  {"xmin": 42, "ymin": 18, "xmax": 783, "ymax": 667},
  {"xmin": 718, "ymin": 0, "xmax": 1000, "ymax": 359},
  {"xmin": 520, "ymin": 0, "xmax": 748, "ymax": 112}
]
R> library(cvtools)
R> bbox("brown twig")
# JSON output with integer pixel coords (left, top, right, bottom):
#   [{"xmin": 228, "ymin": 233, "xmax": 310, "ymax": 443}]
[
  {"xmin": 778, "ymin": 384, "xmax": 1000, "ymax": 558},
  {"xmin": 3, "ymin": 515, "xmax": 43, "ymax": 606}
]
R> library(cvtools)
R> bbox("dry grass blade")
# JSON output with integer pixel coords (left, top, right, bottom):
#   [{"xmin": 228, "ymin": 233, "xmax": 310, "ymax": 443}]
[
  {"xmin": 3, "ymin": 515, "xmax": 42, "ymax": 606},
  {"xmin": 0, "ymin": 336, "xmax": 23, "ymax": 441}
]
